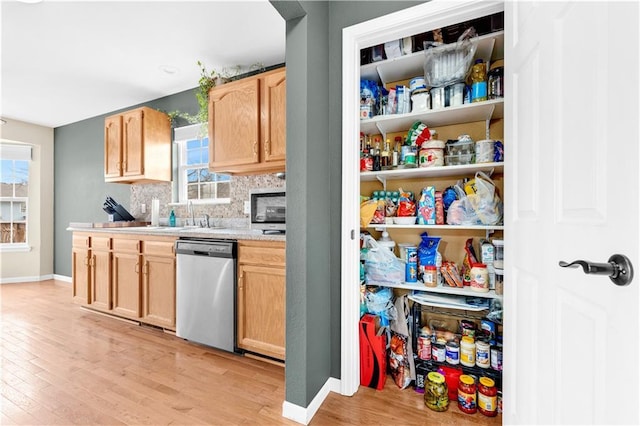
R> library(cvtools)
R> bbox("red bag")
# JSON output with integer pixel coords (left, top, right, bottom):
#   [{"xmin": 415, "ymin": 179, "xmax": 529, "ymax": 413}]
[{"xmin": 359, "ymin": 314, "xmax": 387, "ymax": 390}]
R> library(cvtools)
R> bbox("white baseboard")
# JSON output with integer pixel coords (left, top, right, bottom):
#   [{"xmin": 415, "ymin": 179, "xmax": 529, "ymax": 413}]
[
  {"xmin": 282, "ymin": 377, "xmax": 341, "ymax": 425},
  {"xmin": 53, "ymin": 274, "xmax": 72, "ymax": 283},
  {"xmin": 0, "ymin": 274, "xmax": 55, "ymax": 284}
]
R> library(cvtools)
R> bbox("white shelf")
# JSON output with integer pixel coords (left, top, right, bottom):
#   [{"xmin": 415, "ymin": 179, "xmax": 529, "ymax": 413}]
[
  {"xmin": 360, "ymin": 161, "xmax": 503, "ymax": 182},
  {"xmin": 367, "ymin": 224, "xmax": 504, "ymax": 231},
  {"xmin": 360, "ymin": 31, "xmax": 504, "ymax": 85},
  {"xmin": 360, "ymin": 98, "xmax": 504, "ymax": 135},
  {"xmin": 368, "ymin": 280, "xmax": 500, "ymax": 298}
]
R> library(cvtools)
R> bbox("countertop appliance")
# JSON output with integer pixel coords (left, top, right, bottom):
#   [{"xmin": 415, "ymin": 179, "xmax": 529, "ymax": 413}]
[
  {"xmin": 250, "ymin": 187, "xmax": 286, "ymax": 233},
  {"xmin": 175, "ymin": 238, "xmax": 238, "ymax": 353}
]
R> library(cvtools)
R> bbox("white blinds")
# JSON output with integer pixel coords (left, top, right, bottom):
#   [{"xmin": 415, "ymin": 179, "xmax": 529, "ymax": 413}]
[{"xmin": 0, "ymin": 143, "xmax": 32, "ymax": 161}]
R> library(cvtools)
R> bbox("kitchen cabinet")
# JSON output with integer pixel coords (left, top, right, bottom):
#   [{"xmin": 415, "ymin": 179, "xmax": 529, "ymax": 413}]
[
  {"xmin": 208, "ymin": 67, "xmax": 286, "ymax": 175},
  {"xmin": 90, "ymin": 236, "xmax": 112, "ymax": 311},
  {"xmin": 141, "ymin": 239, "xmax": 176, "ymax": 329},
  {"xmin": 111, "ymin": 237, "xmax": 142, "ymax": 319},
  {"xmin": 71, "ymin": 233, "xmax": 91, "ymax": 305},
  {"xmin": 237, "ymin": 240, "xmax": 286, "ymax": 361},
  {"xmin": 104, "ymin": 106, "xmax": 172, "ymax": 183},
  {"xmin": 71, "ymin": 232, "xmax": 177, "ymax": 331}
]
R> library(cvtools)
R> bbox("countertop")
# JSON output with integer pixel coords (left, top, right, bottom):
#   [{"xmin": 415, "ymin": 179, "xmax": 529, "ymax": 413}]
[{"xmin": 67, "ymin": 225, "xmax": 286, "ymax": 242}]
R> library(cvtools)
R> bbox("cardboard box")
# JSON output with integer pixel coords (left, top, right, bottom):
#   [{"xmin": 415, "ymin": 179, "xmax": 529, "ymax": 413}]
[{"xmin": 359, "ymin": 314, "xmax": 387, "ymax": 390}]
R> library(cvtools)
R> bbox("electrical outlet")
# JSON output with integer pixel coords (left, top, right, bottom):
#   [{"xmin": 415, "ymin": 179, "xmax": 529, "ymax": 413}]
[
  {"xmin": 244, "ymin": 201, "xmax": 251, "ymax": 214},
  {"xmin": 141, "ymin": 203, "xmax": 146, "ymax": 214}
]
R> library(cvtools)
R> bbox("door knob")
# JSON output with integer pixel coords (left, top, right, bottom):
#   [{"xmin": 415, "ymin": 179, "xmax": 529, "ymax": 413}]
[{"xmin": 559, "ymin": 254, "xmax": 634, "ymax": 286}]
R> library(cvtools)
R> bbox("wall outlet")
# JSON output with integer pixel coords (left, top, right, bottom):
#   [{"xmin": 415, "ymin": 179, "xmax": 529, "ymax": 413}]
[
  {"xmin": 140, "ymin": 203, "xmax": 146, "ymax": 214},
  {"xmin": 244, "ymin": 200, "xmax": 251, "ymax": 214}
]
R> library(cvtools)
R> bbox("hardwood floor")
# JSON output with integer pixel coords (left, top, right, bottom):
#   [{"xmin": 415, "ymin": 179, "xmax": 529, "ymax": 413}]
[{"xmin": 0, "ymin": 281, "xmax": 502, "ymax": 425}]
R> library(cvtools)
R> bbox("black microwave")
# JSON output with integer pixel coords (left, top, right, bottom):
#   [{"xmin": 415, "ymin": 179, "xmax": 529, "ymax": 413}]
[{"xmin": 250, "ymin": 188, "xmax": 286, "ymax": 233}]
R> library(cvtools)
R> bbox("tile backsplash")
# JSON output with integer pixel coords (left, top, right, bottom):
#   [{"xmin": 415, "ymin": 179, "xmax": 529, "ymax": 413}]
[{"xmin": 129, "ymin": 174, "xmax": 285, "ymax": 224}]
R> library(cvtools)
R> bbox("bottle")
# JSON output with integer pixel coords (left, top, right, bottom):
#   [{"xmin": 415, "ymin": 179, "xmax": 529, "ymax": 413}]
[
  {"xmin": 364, "ymin": 137, "xmax": 373, "ymax": 171},
  {"xmin": 381, "ymin": 139, "xmax": 391, "ymax": 170},
  {"xmin": 394, "ymin": 136, "xmax": 403, "ymax": 166},
  {"xmin": 488, "ymin": 60, "xmax": 504, "ymax": 99},
  {"xmin": 424, "ymin": 372, "xmax": 449, "ymax": 412},
  {"xmin": 460, "ymin": 336, "xmax": 476, "ymax": 367},
  {"xmin": 476, "ymin": 339, "xmax": 491, "ymax": 368},
  {"xmin": 470, "ymin": 59, "xmax": 488, "ymax": 103},
  {"xmin": 169, "ymin": 209, "xmax": 176, "ymax": 227},
  {"xmin": 372, "ymin": 138, "xmax": 381, "ymax": 171}
]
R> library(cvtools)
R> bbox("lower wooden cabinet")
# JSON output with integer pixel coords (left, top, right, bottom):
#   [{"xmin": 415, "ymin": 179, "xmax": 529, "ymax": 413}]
[
  {"xmin": 71, "ymin": 233, "xmax": 91, "ymax": 305},
  {"xmin": 141, "ymin": 239, "xmax": 176, "ymax": 329},
  {"xmin": 71, "ymin": 232, "xmax": 176, "ymax": 331},
  {"xmin": 237, "ymin": 240, "xmax": 286, "ymax": 360}
]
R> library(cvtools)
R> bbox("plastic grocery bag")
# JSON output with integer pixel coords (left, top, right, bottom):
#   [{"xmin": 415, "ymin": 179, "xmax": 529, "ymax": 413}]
[
  {"xmin": 465, "ymin": 171, "xmax": 503, "ymax": 225},
  {"xmin": 446, "ymin": 184, "xmax": 481, "ymax": 226},
  {"xmin": 363, "ymin": 235, "xmax": 404, "ymax": 285},
  {"xmin": 389, "ymin": 294, "xmax": 416, "ymax": 389}
]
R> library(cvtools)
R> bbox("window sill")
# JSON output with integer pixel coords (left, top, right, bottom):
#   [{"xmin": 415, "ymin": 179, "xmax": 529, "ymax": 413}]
[{"xmin": 0, "ymin": 244, "xmax": 31, "ymax": 253}]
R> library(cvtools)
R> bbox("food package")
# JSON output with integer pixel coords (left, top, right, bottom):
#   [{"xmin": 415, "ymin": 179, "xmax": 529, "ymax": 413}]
[
  {"xmin": 441, "ymin": 261, "xmax": 463, "ymax": 287},
  {"xmin": 359, "ymin": 314, "xmax": 387, "ymax": 390},
  {"xmin": 417, "ymin": 186, "xmax": 436, "ymax": 225},
  {"xmin": 360, "ymin": 200, "xmax": 377, "ymax": 227}
]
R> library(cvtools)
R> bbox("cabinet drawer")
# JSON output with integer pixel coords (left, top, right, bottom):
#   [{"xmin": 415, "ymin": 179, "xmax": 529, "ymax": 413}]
[
  {"xmin": 238, "ymin": 241, "xmax": 285, "ymax": 267},
  {"xmin": 112, "ymin": 238, "xmax": 141, "ymax": 253},
  {"xmin": 91, "ymin": 236, "xmax": 112, "ymax": 251},
  {"xmin": 72, "ymin": 233, "xmax": 90, "ymax": 248},
  {"xmin": 142, "ymin": 239, "xmax": 175, "ymax": 257}
]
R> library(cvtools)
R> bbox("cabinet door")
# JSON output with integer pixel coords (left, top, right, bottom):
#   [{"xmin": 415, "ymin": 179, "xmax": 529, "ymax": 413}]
[
  {"xmin": 262, "ymin": 69, "xmax": 286, "ymax": 164},
  {"xmin": 237, "ymin": 264, "xmax": 285, "ymax": 360},
  {"xmin": 72, "ymin": 246, "xmax": 90, "ymax": 304},
  {"xmin": 208, "ymin": 78, "xmax": 260, "ymax": 170},
  {"xmin": 122, "ymin": 109, "xmax": 144, "ymax": 177},
  {"xmin": 141, "ymin": 255, "xmax": 176, "ymax": 329},
  {"xmin": 90, "ymin": 248, "xmax": 112, "ymax": 311},
  {"xmin": 104, "ymin": 115, "xmax": 122, "ymax": 178},
  {"xmin": 112, "ymin": 251, "xmax": 141, "ymax": 318}
]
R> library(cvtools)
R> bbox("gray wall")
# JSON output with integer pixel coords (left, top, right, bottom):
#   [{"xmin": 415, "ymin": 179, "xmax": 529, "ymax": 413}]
[
  {"xmin": 272, "ymin": 0, "xmax": 425, "ymax": 409},
  {"xmin": 54, "ymin": 90, "xmax": 199, "ymax": 276}
]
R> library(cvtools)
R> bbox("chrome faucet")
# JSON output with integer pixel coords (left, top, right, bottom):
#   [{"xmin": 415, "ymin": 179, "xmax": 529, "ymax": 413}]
[{"xmin": 187, "ymin": 200, "xmax": 194, "ymax": 226}]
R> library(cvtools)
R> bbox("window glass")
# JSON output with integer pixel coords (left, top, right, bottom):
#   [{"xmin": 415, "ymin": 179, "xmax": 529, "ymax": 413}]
[
  {"xmin": 174, "ymin": 124, "xmax": 230, "ymax": 204},
  {"xmin": 0, "ymin": 157, "xmax": 29, "ymax": 245}
]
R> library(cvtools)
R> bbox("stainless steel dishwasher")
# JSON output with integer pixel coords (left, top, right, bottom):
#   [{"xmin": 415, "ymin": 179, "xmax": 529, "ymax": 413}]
[{"xmin": 175, "ymin": 238, "xmax": 237, "ymax": 353}]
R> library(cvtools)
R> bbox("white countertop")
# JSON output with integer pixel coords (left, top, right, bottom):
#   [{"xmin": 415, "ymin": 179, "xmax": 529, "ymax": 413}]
[{"xmin": 67, "ymin": 225, "xmax": 286, "ymax": 242}]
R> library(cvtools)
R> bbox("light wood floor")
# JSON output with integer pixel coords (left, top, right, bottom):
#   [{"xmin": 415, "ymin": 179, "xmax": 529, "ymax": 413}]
[{"xmin": 0, "ymin": 280, "xmax": 502, "ymax": 425}]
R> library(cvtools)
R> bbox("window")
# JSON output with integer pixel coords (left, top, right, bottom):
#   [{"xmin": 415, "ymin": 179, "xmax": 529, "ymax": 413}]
[
  {"xmin": 0, "ymin": 144, "xmax": 31, "ymax": 247},
  {"xmin": 174, "ymin": 124, "xmax": 230, "ymax": 204}
]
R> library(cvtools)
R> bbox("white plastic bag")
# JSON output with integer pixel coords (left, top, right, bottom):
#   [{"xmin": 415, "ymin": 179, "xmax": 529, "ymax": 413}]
[
  {"xmin": 466, "ymin": 171, "xmax": 503, "ymax": 225},
  {"xmin": 363, "ymin": 235, "xmax": 405, "ymax": 285}
]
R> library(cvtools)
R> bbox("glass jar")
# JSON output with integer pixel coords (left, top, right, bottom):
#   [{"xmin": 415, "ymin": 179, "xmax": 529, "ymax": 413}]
[
  {"xmin": 476, "ymin": 339, "xmax": 491, "ymax": 369},
  {"xmin": 460, "ymin": 336, "xmax": 476, "ymax": 367},
  {"xmin": 424, "ymin": 372, "xmax": 449, "ymax": 412},
  {"xmin": 488, "ymin": 60, "xmax": 504, "ymax": 99},
  {"xmin": 478, "ymin": 377, "xmax": 498, "ymax": 417},
  {"xmin": 457, "ymin": 375, "xmax": 477, "ymax": 414},
  {"xmin": 445, "ymin": 340, "xmax": 460, "ymax": 365}
]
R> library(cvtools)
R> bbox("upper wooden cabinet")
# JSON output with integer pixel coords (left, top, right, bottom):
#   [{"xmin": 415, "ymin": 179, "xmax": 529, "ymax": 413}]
[
  {"xmin": 104, "ymin": 106, "xmax": 171, "ymax": 183},
  {"xmin": 208, "ymin": 67, "xmax": 286, "ymax": 175}
]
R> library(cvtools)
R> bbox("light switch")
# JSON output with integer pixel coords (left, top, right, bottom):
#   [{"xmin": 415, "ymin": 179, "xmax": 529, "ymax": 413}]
[
  {"xmin": 141, "ymin": 203, "xmax": 146, "ymax": 214},
  {"xmin": 244, "ymin": 201, "xmax": 251, "ymax": 214}
]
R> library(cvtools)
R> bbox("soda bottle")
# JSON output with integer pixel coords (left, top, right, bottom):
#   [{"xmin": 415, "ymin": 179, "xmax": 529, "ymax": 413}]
[{"xmin": 470, "ymin": 59, "xmax": 488, "ymax": 103}]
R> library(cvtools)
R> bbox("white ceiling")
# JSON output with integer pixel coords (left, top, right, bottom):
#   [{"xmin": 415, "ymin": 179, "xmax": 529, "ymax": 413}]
[{"xmin": 0, "ymin": 0, "xmax": 286, "ymax": 128}]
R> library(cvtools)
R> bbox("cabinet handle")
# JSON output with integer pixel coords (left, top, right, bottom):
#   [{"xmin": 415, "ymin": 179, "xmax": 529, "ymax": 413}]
[
  {"xmin": 122, "ymin": 160, "xmax": 127, "ymax": 171},
  {"xmin": 238, "ymin": 272, "xmax": 243, "ymax": 289},
  {"xmin": 135, "ymin": 262, "xmax": 139, "ymax": 273},
  {"xmin": 265, "ymin": 139, "xmax": 271, "ymax": 155},
  {"xmin": 116, "ymin": 161, "xmax": 121, "ymax": 172},
  {"xmin": 136, "ymin": 242, "xmax": 140, "ymax": 252},
  {"xmin": 143, "ymin": 261, "xmax": 149, "ymax": 276},
  {"xmin": 91, "ymin": 255, "xmax": 96, "ymax": 267},
  {"xmin": 84, "ymin": 256, "xmax": 90, "ymax": 266},
  {"xmin": 253, "ymin": 141, "xmax": 258, "ymax": 156}
]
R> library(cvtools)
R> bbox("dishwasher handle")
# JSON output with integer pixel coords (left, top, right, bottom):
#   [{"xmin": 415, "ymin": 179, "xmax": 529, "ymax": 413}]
[{"xmin": 175, "ymin": 240, "xmax": 236, "ymax": 258}]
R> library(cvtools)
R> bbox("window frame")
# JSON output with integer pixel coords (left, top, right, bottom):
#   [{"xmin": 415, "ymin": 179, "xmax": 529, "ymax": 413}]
[
  {"xmin": 173, "ymin": 124, "xmax": 230, "ymax": 206},
  {"xmin": 0, "ymin": 144, "xmax": 31, "ymax": 251}
]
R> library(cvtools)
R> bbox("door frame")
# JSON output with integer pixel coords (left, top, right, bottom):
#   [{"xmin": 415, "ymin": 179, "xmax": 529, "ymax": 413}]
[{"xmin": 340, "ymin": 0, "xmax": 505, "ymax": 396}]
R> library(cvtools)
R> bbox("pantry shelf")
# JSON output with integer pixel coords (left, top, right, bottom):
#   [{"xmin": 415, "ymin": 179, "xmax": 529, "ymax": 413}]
[
  {"xmin": 367, "ymin": 224, "xmax": 504, "ymax": 231},
  {"xmin": 360, "ymin": 98, "xmax": 504, "ymax": 135},
  {"xmin": 360, "ymin": 162, "xmax": 503, "ymax": 182},
  {"xmin": 360, "ymin": 30, "xmax": 505, "ymax": 85},
  {"xmin": 366, "ymin": 281, "xmax": 502, "ymax": 300}
]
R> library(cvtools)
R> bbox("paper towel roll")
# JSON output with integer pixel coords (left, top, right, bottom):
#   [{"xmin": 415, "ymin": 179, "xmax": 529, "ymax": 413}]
[{"xmin": 151, "ymin": 199, "xmax": 160, "ymax": 226}]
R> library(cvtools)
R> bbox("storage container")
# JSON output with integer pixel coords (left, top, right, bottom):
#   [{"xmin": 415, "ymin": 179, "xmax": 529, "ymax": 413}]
[
  {"xmin": 411, "ymin": 89, "xmax": 430, "ymax": 112},
  {"xmin": 445, "ymin": 136, "xmax": 475, "ymax": 165}
]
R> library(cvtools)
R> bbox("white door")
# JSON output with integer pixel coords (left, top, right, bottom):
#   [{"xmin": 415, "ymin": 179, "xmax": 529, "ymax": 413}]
[{"xmin": 505, "ymin": 1, "xmax": 639, "ymax": 424}]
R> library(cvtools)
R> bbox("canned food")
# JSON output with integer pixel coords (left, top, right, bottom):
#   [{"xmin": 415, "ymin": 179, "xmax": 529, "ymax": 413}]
[
  {"xmin": 417, "ymin": 334, "xmax": 432, "ymax": 360},
  {"xmin": 432, "ymin": 342, "xmax": 446, "ymax": 362},
  {"xmin": 445, "ymin": 340, "xmax": 460, "ymax": 365}
]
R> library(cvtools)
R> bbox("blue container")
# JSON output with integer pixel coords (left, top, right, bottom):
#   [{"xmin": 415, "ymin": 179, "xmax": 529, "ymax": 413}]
[{"xmin": 405, "ymin": 246, "xmax": 418, "ymax": 283}]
